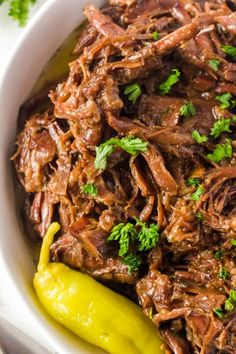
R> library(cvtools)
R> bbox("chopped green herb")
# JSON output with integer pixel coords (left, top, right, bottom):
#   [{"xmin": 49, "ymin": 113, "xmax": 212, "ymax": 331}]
[
  {"xmin": 218, "ymin": 268, "xmax": 230, "ymax": 280},
  {"xmin": 159, "ymin": 69, "xmax": 181, "ymax": 95},
  {"xmin": 95, "ymin": 143, "xmax": 115, "ymax": 170},
  {"xmin": 191, "ymin": 185, "xmax": 205, "ymax": 202},
  {"xmin": 0, "ymin": 0, "xmax": 36, "ymax": 26},
  {"xmin": 124, "ymin": 83, "xmax": 142, "ymax": 103},
  {"xmin": 122, "ymin": 253, "xmax": 142, "ymax": 273},
  {"xmin": 107, "ymin": 223, "xmax": 137, "ymax": 257},
  {"xmin": 215, "ymin": 250, "xmax": 224, "ymax": 260},
  {"xmin": 224, "ymin": 298, "xmax": 234, "ymax": 312},
  {"xmin": 135, "ymin": 219, "xmax": 159, "ymax": 252},
  {"xmin": 210, "ymin": 118, "xmax": 231, "ymax": 138},
  {"xmin": 82, "ymin": 183, "xmax": 98, "ymax": 197},
  {"xmin": 224, "ymin": 290, "xmax": 236, "ymax": 312},
  {"xmin": 207, "ymin": 140, "xmax": 232, "ymax": 163},
  {"xmin": 215, "ymin": 290, "xmax": 236, "ymax": 317},
  {"xmin": 192, "ymin": 130, "xmax": 208, "ymax": 144},
  {"xmin": 152, "ymin": 31, "xmax": 159, "ymax": 40},
  {"xmin": 108, "ymin": 219, "xmax": 160, "ymax": 256},
  {"xmin": 180, "ymin": 102, "xmax": 196, "ymax": 118},
  {"xmin": 216, "ymin": 93, "xmax": 235, "ymax": 110},
  {"xmin": 232, "ymin": 116, "xmax": 236, "ymax": 123},
  {"xmin": 196, "ymin": 212, "xmax": 204, "ymax": 221},
  {"xmin": 229, "ymin": 290, "xmax": 236, "ymax": 303},
  {"xmin": 231, "ymin": 239, "xmax": 236, "ymax": 246},
  {"xmin": 209, "ymin": 59, "xmax": 220, "ymax": 71},
  {"xmin": 116, "ymin": 136, "xmax": 148, "ymax": 155},
  {"xmin": 186, "ymin": 178, "xmax": 200, "ymax": 187},
  {"xmin": 95, "ymin": 136, "xmax": 148, "ymax": 170},
  {"xmin": 214, "ymin": 308, "xmax": 223, "ymax": 318},
  {"xmin": 221, "ymin": 44, "xmax": 236, "ymax": 60}
]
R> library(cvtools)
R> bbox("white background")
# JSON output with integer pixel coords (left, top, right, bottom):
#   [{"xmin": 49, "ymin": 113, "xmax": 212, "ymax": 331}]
[{"xmin": 0, "ymin": 0, "xmax": 53, "ymax": 351}]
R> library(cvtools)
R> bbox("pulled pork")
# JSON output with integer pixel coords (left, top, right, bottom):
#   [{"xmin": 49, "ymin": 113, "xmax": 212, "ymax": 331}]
[{"xmin": 13, "ymin": 0, "xmax": 236, "ymax": 353}]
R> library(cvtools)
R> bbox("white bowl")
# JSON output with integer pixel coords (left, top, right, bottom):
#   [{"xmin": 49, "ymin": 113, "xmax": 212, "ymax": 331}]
[{"xmin": 0, "ymin": 0, "xmax": 106, "ymax": 353}]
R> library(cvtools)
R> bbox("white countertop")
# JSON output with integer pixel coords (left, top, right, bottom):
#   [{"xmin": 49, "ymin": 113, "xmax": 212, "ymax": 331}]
[{"xmin": 0, "ymin": 1, "xmax": 54, "ymax": 352}]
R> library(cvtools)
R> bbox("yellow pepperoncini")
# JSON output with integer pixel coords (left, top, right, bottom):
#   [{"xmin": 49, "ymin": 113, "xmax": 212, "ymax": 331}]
[{"xmin": 33, "ymin": 222, "xmax": 164, "ymax": 354}]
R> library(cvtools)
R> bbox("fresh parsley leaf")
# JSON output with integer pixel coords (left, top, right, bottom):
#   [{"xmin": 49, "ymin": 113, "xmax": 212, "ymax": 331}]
[
  {"xmin": 214, "ymin": 308, "xmax": 223, "ymax": 318},
  {"xmin": 124, "ymin": 83, "xmax": 142, "ymax": 103},
  {"xmin": 221, "ymin": 44, "xmax": 236, "ymax": 60},
  {"xmin": 95, "ymin": 136, "xmax": 147, "ymax": 170},
  {"xmin": 215, "ymin": 250, "xmax": 224, "ymax": 259},
  {"xmin": 224, "ymin": 290, "xmax": 236, "ymax": 312},
  {"xmin": 232, "ymin": 116, "xmax": 236, "ymax": 123},
  {"xmin": 207, "ymin": 140, "xmax": 232, "ymax": 163},
  {"xmin": 192, "ymin": 130, "xmax": 208, "ymax": 144},
  {"xmin": 210, "ymin": 118, "xmax": 231, "ymax": 138},
  {"xmin": 135, "ymin": 219, "xmax": 159, "ymax": 252},
  {"xmin": 218, "ymin": 268, "xmax": 230, "ymax": 280},
  {"xmin": 159, "ymin": 69, "xmax": 181, "ymax": 95},
  {"xmin": 152, "ymin": 31, "xmax": 159, "ymax": 40},
  {"xmin": 95, "ymin": 143, "xmax": 115, "ymax": 170},
  {"xmin": 186, "ymin": 178, "xmax": 200, "ymax": 187},
  {"xmin": 196, "ymin": 212, "xmax": 204, "ymax": 221},
  {"xmin": 180, "ymin": 102, "xmax": 196, "ymax": 118},
  {"xmin": 116, "ymin": 136, "xmax": 148, "ymax": 155},
  {"xmin": 224, "ymin": 298, "xmax": 234, "ymax": 312},
  {"xmin": 216, "ymin": 93, "xmax": 235, "ymax": 110},
  {"xmin": 191, "ymin": 185, "xmax": 205, "ymax": 202},
  {"xmin": 122, "ymin": 253, "xmax": 142, "ymax": 273},
  {"xmin": 108, "ymin": 219, "xmax": 160, "ymax": 257},
  {"xmin": 82, "ymin": 183, "xmax": 98, "ymax": 197},
  {"xmin": 209, "ymin": 59, "xmax": 220, "ymax": 71},
  {"xmin": 229, "ymin": 290, "xmax": 236, "ymax": 303},
  {"xmin": 0, "ymin": 0, "xmax": 37, "ymax": 26},
  {"xmin": 231, "ymin": 239, "xmax": 236, "ymax": 246},
  {"xmin": 107, "ymin": 223, "xmax": 137, "ymax": 257}
]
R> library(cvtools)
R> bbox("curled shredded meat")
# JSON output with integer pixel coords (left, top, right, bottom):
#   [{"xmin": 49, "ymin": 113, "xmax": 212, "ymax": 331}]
[{"xmin": 13, "ymin": 0, "xmax": 236, "ymax": 353}]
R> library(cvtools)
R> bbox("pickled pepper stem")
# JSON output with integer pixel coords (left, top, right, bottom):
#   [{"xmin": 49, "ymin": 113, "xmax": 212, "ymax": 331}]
[{"xmin": 38, "ymin": 222, "xmax": 60, "ymax": 271}]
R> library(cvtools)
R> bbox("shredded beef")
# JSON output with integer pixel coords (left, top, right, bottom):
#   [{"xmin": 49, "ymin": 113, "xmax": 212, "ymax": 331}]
[{"xmin": 13, "ymin": 0, "xmax": 236, "ymax": 353}]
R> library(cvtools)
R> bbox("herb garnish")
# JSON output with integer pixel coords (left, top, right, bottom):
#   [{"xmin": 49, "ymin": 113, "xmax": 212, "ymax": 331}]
[
  {"xmin": 221, "ymin": 45, "xmax": 236, "ymax": 60},
  {"xmin": 0, "ymin": 0, "xmax": 36, "ymax": 26},
  {"xmin": 191, "ymin": 185, "xmax": 205, "ymax": 202},
  {"xmin": 215, "ymin": 250, "xmax": 224, "ymax": 259},
  {"xmin": 196, "ymin": 212, "xmax": 204, "ymax": 221},
  {"xmin": 108, "ymin": 220, "xmax": 159, "ymax": 258},
  {"xmin": 210, "ymin": 118, "xmax": 231, "ymax": 138},
  {"xmin": 214, "ymin": 290, "xmax": 236, "ymax": 318},
  {"xmin": 216, "ymin": 93, "xmax": 236, "ymax": 110},
  {"xmin": 135, "ymin": 219, "xmax": 160, "ymax": 252},
  {"xmin": 218, "ymin": 268, "xmax": 230, "ymax": 280},
  {"xmin": 192, "ymin": 130, "xmax": 208, "ymax": 144},
  {"xmin": 207, "ymin": 140, "xmax": 232, "ymax": 163},
  {"xmin": 124, "ymin": 83, "xmax": 142, "ymax": 103},
  {"xmin": 209, "ymin": 59, "xmax": 220, "ymax": 71},
  {"xmin": 95, "ymin": 136, "xmax": 148, "ymax": 170},
  {"xmin": 214, "ymin": 308, "xmax": 223, "ymax": 318},
  {"xmin": 180, "ymin": 102, "xmax": 196, "ymax": 118},
  {"xmin": 159, "ymin": 69, "xmax": 181, "ymax": 95},
  {"xmin": 186, "ymin": 178, "xmax": 200, "ymax": 187},
  {"xmin": 107, "ymin": 223, "xmax": 137, "ymax": 257},
  {"xmin": 82, "ymin": 183, "xmax": 98, "ymax": 197},
  {"xmin": 122, "ymin": 253, "xmax": 142, "ymax": 273},
  {"xmin": 152, "ymin": 31, "xmax": 159, "ymax": 40},
  {"xmin": 231, "ymin": 239, "xmax": 236, "ymax": 246}
]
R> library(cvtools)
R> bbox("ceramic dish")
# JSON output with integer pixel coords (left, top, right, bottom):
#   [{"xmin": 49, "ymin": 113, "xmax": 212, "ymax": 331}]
[{"xmin": 0, "ymin": 0, "xmax": 105, "ymax": 353}]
